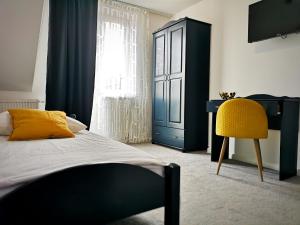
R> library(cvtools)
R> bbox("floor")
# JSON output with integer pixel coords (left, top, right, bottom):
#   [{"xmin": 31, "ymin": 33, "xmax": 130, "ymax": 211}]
[{"xmin": 110, "ymin": 144, "xmax": 300, "ymax": 225}]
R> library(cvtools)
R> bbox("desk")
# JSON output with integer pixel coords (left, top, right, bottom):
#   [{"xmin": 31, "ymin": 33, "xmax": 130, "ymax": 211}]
[{"xmin": 207, "ymin": 94, "xmax": 299, "ymax": 180}]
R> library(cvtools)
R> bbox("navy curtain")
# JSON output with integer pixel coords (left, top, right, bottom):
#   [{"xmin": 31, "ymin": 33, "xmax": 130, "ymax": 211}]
[{"xmin": 46, "ymin": 0, "xmax": 98, "ymax": 128}]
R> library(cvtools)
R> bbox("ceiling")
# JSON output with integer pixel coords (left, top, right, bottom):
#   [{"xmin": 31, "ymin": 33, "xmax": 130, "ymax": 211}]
[
  {"xmin": 120, "ymin": 0, "xmax": 202, "ymax": 16},
  {"xmin": 0, "ymin": 0, "xmax": 43, "ymax": 91}
]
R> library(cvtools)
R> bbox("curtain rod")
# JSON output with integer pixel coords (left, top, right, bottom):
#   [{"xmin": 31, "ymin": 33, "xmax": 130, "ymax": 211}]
[{"xmin": 115, "ymin": 0, "xmax": 172, "ymax": 18}]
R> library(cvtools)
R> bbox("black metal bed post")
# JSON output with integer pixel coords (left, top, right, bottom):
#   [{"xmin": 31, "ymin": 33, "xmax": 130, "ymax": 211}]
[{"xmin": 164, "ymin": 163, "xmax": 180, "ymax": 225}]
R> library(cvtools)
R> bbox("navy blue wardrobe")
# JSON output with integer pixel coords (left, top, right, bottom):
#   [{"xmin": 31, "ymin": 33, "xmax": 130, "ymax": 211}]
[{"xmin": 152, "ymin": 17, "xmax": 211, "ymax": 151}]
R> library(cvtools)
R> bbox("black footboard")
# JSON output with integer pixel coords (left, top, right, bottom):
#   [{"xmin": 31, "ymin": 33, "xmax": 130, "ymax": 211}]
[
  {"xmin": 165, "ymin": 163, "xmax": 180, "ymax": 225},
  {"xmin": 0, "ymin": 163, "xmax": 180, "ymax": 225}
]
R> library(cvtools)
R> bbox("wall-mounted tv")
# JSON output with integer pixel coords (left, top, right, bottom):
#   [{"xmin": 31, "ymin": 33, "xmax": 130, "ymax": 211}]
[{"xmin": 248, "ymin": 0, "xmax": 300, "ymax": 43}]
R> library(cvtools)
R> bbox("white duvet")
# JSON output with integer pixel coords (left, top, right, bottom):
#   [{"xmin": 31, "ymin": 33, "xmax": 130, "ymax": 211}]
[{"xmin": 0, "ymin": 131, "xmax": 166, "ymax": 192}]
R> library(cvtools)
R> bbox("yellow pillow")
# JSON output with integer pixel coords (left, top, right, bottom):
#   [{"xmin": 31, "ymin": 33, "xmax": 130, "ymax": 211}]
[{"xmin": 8, "ymin": 109, "xmax": 74, "ymax": 141}]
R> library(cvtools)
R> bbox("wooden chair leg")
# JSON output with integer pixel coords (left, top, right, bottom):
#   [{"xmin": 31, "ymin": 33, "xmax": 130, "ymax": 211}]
[
  {"xmin": 217, "ymin": 137, "xmax": 229, "ymax": 175},
  {"xmin": 254, "ymin": 139, "xmax": 264, "ymax": 182}
]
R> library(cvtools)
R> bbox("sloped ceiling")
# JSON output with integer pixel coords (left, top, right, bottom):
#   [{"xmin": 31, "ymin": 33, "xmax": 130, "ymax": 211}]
[
  {"xmin": 0, "ymin": 0, "xmax": 43, "ymax": 91},
  {"xmin": 0, "ymin": 0, "xmax": 201, "ymax": 92},
  {"xmin": 120, "ymin": 0, "xmax": 203, "ymax": 16}
]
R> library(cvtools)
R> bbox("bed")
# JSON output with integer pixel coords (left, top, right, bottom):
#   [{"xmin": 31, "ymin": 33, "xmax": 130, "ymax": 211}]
[{"xmin": 0, "ymin": 100, "xmax": 180, "ymax": 225}]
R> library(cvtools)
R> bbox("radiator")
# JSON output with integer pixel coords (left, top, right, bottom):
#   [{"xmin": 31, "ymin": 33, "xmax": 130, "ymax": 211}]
[{"xmin": 0, "ymin": 99, "xmax": 42, "ymax": 113}]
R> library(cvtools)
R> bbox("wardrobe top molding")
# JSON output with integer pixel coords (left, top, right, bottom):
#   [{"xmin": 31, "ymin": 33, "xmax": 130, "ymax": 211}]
[{"xmin": 153, "ymin": 17, "xmax": 211, "ymax": 34}]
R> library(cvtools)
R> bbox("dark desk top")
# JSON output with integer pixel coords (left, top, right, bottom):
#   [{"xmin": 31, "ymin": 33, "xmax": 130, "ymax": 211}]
[
  {"xmin": 207, "ymin": 94, "xmax": 300, "ymax": 116},
  {"xmin": 241, "ymin": 94, "xmax": 300, "ymax": 102}
]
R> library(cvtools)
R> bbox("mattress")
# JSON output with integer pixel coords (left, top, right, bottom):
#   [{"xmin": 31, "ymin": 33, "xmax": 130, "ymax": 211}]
[{"xmin": 0, "ymin": 131, "xmax": 167, "ymax": 198}]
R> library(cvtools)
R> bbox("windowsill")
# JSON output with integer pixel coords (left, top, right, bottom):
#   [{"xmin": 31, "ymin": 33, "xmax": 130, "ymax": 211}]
[{"xmin": 101, "ymin": 96, "xmax": 136, "ymax": 100}]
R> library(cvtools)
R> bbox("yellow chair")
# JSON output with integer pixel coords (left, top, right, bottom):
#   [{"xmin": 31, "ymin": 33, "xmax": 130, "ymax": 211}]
[{"xmin": 216, "ymin": 98, "xmax": 268, "ymax": 181}]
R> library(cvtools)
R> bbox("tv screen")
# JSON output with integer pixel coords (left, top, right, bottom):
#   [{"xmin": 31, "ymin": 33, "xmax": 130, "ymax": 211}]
[{"xmin": 248, "ymin": 0, "xmax": 300, "ymax": 43}]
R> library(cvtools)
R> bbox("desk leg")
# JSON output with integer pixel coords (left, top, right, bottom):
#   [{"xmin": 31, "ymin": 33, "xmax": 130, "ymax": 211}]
[
  {"xmin": 211, "ymin": 113, "xmax": 229, "ymax": 162},
  {"xmin": 279, "ymin": 101, "xmax": 299, "ymax": 180}
]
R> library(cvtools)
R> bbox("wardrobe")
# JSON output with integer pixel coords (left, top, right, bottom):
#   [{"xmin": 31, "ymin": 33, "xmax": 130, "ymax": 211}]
[{"xmin": 152, "ymin": 17, "xmax": 211, "ymax": 151}]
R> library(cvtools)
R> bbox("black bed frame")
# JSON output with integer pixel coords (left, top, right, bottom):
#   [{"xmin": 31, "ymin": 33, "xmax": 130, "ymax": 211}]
[{"xmin": 0, "ymin": 163, "xmax": 180, "ymax": 225}]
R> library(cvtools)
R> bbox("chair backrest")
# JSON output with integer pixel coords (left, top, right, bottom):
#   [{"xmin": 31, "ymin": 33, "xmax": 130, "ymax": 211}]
[{"xmin": 216, "ymin": 98, "xmax": 268, "ymax": 139}]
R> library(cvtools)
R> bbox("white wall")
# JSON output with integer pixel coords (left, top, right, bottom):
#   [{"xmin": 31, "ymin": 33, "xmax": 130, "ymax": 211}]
[
  {"xmin": 222, "ymin": 0, "xmax": 300, "ymax": 97},
  {"xmin": 0, "ymin": 0, "xmax": 48, "ymax": 105},
  {"xmin": 173, "ymin": 0, "xmax": 300, "ymax": 171},
  {"xmin": 150, "ymin": 13, "xmax": 170, "ymax": 34}
]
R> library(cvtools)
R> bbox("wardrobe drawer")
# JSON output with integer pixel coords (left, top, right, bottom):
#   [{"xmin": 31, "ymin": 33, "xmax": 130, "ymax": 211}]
[{"xmin": 152, "ymin": 126, "xmax": 184, "ymax": 149}]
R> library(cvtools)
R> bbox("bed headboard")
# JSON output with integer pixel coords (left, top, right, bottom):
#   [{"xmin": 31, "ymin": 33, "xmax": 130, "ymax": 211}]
[{"xmin": 0, "ymin": 99, "xmax": 43, "ymax": 113}]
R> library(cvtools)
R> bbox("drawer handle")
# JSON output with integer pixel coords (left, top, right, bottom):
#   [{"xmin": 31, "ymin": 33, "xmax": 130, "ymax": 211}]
[
  {"xmin": 155, "ymin": 132, "xmax": 160, "ymax": 135},
  {"xmin": 174, "ymin": 136, "xmax": 178, "ymax": 139}
]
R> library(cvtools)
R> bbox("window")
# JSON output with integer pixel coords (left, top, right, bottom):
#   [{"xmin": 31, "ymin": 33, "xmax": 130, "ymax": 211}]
[
  {"xmin": 90, "ymin": 0, "xmax": 151, "ymax": 143},
  {"xmin": 95, "ymin": 20, "xmax": 137, "ymax": 98}
]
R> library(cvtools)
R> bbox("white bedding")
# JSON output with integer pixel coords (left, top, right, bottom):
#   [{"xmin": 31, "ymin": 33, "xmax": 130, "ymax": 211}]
[{"xmin": 0, "ymin": 131, "xmax": 167, "ymax": 198}]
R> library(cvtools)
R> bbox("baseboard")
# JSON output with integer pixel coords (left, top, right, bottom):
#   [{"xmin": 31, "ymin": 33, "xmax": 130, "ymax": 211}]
[
  {"xmin": 231, "ymin": 153, "xmax": 279, "ymax": 170},
  {"xmin": 232, "ymin": 154, "xmax": 300, "ymax": 176}
]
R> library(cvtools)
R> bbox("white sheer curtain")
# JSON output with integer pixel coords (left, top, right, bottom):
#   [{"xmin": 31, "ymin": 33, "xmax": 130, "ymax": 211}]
[{"xmin": 90, "ymin": 0, "xmax": 151, "ymax": 143}]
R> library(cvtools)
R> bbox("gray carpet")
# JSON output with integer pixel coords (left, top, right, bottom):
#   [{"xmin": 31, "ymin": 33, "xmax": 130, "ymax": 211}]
[{"xmin": 109, "ymin": 144, "xmax": 300, "ymax": 225}]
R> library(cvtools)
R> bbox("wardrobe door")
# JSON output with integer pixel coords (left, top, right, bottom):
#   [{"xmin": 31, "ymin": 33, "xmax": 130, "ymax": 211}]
[
  {"xmin": 153, "ymin": 30, "xmax": 168, "ymax": 127},
  {"xmin": 166, "ymin": 22, "xmax": 186, "ymax": 129}
]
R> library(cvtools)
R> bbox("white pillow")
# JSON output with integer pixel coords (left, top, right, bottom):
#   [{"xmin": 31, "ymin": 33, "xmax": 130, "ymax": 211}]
[
  {"xmin": 0, "ymin": 111, "xmax": 87, "ymax": 135},
  {"xmin": 66, "ymin": 116, "xmax": 87, "ymax": 133},
  {"xmin": 0, "ymin": 111, "xmax": 13, "ymax": 135}
]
